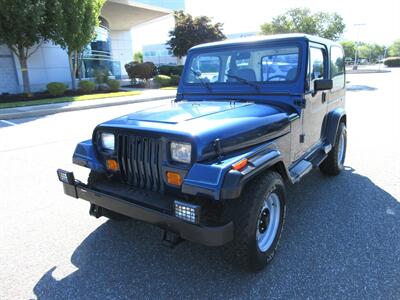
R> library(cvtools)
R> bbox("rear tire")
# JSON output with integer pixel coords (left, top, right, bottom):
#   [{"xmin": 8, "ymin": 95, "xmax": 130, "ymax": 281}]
[
  {"xmin": 228, "ymin": 171, "xmax": 286, "ymax": 271},
  {"xmin": 320, "ymin": 122, "xmax": 347, "ymax": 176},
  {"xmin": 87, "ymin": 171, "xmax": 130, "ymax": 221}
]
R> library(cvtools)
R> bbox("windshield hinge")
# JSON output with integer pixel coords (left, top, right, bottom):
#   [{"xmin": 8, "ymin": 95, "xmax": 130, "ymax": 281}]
[
  {"xmin": 213, "ymin": 138, "xmax": 223, "ymax": 163},
  {"xmin": 294, "ymin": 98, "xmax": 306, "ymax": 109},
  {"xmin": 176, "ymin": 93, "xmax": 183, "ymax": 101}
]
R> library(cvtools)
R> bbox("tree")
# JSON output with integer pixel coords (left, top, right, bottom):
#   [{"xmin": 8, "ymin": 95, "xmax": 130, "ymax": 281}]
[
  {"xmin": 354, "ymin": 42, "xmax": 385, "ymax": 61},
  {"xmin": 340, "ymin": 41, "xmax": 384, "ymax": 63},
  {"xmin": 260, "ymin": 8, "xmax": 345, "ymax": 41},
  {"xmin": 134, "ymin": 51, "xmax": 143, "ymax": 63},
  {"xmin": 357, "ymin": 44, "xmax": 370, "ymax": 60},
  {"xmin": 388, "ymin": 39, "xmax": 400, "ymax": 57},
  {"xmin": 167, "ymin": 11, "xmax": 225, "ymax": 59},
  {"xmin": 367, "ymin": 43, "xmax": 385, "ymax": 61},
  {"xmin": 53, "ymin": 0, "xmax": 105, "ymax": 90},
  {"xmin": 340, "ymin": 40, "xmax": 356, "ymax": 60},
  {"xmin": 0, "ymin": 0, "xmax": 56, "ymax": 95}
]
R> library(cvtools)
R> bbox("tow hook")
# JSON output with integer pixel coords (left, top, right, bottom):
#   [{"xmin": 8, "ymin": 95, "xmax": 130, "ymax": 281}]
[
  {"xmin": 162, "ymin": 230, "xmax": 183, "ymax": 248},
  {"xmin": 89, "ymin": 204, "xmax": 102, "ymax": 218}
]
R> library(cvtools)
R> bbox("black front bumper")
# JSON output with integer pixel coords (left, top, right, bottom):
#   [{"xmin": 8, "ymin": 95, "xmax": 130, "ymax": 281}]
[{"xmin": 58, "ymin": 170, "xmax": 233, "ymax": 247}]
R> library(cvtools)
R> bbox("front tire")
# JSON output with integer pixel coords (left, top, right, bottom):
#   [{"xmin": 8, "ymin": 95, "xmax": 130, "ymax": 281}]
[
  {"xmin": 229, "ymin": 171, "xmax": 286, "ymax": 271},
  {"xmin": 320, "ymin": 122, "xmax": 347, "ymax": 176}
]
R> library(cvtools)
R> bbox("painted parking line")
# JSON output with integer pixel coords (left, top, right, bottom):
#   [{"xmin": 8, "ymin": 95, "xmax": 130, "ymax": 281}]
[{"xmin": 0, "ymin": 119, "xmax": 17, "ymax": 126}]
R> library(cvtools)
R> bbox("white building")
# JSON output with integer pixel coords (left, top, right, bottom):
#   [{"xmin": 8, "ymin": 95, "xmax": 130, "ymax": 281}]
[
  {"xmin": 142, "ymin": 32, "xmax": 258, "ymax": 66},
  {"xmin": 0, "ymin": 0, "xmax": 174, "ymax": 94},
  {"xmin": 143, "ymin": 43, "xmax": 177, "ymax": 65}
]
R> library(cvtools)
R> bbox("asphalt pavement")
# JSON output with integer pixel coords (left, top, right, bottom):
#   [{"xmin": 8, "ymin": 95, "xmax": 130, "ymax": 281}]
[
  {"xmin": 1, "ymin": 69, "xmax": 399, "ymax": 299},
  {"xmin": 0, "ymin": 89, "xmax": 176, "ymax": 120}
]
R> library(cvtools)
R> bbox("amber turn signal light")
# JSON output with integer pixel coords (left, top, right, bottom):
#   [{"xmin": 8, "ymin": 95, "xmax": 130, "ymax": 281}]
[
  {"xmin": 232, "ymin": 158, "xmax": 248, "ymax": 171},
  {"xmin": 106, "ymin": 159, "xmax": 119, "ymax": 171},
  {"xmin": 166, "ymin": 171, "xmax": 182, "ymax": 186}
]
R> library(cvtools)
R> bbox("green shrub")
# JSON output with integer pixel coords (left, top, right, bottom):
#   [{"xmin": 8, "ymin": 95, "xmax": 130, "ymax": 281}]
[
  {"xmin": 153, "ymin": 75, "xmax": 171, "ymax": 87},
  {"xmin": 158, "ymin": 65, "xmax": 184, "ymax": 76},
  {"xmin": 125, "ymin": 61, "xmax": 157, "ymax": 81},
  {"xmin": 107, "ymin": 79, "xmax": 120, "ymax": 92},
  {"xmin": 47, "ymin": 82, "xmax": 67, "ymax": 96},
  {"xmin": 78, "ymin": 80, "xmax": 96, "ymax": 93},
  {"xmin": 384, "ymin": 57, "xmax": 400, "ymax": 67},
  {"xmin": 170, "ymin": 74, "xmax": 180, "ymax": 86},
  {"xmin": 134, "ymin": 51, "xmax": 143, "ymax": 63},
  {"xmin": 94, "ymin": 67, "xmax": 109, "ymax": 87}
]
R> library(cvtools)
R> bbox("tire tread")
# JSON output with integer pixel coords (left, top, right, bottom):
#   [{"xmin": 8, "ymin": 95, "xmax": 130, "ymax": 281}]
[
  {"xmin": 320, "ymin": 122, "xmax": 346, "ymax": 176},
  {"xmin": 226, "ymin": 171, "xmax": 286, "ymax": 271}
]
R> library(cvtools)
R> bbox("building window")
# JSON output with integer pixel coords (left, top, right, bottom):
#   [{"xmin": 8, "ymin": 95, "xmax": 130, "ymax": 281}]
[
  {"xmin": 90, "ymin": 16, "xmax": 112, "ymax": 58},
  {"xmin": 79, "ymin": 16, "xmax": 121, "ymax": 79}
]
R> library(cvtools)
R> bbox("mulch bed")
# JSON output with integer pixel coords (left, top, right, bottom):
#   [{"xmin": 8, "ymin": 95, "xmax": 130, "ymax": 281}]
[{"xmin": 0, "ymin": 90, "xmax": 116, "ymax": 104}]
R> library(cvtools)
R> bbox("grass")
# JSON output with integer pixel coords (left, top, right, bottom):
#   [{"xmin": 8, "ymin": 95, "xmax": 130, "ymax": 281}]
[
  {"xmin": 0, "ymin": 91, "xmax": 142, "ymax": 109},
  {"xmin": 160, "ymin": 86, "xmax": 178, "ymax": 90}
]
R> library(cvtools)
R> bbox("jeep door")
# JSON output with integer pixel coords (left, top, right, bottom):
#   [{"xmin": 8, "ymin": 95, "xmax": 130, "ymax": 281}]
[{"xmin": 301, "ymin": 43, "xmax": 329, "ymax": 152}]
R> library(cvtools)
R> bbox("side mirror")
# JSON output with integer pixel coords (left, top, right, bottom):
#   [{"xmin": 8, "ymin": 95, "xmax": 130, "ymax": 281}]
[{"xmin": 314, "ymin": 79, "xmax": 333, "ymax": 91}]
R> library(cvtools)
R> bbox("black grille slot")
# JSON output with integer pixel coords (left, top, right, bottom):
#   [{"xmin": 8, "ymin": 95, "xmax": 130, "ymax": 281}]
[{"xmin": 117, "ymin": 134, "xmax": 163, "ymax": 192}]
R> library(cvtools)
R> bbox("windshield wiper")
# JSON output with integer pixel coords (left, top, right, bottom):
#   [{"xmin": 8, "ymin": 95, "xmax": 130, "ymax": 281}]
[
  {"xmin": 190, "ymin": 68, "xmax": 212, "ymax": 92},
  {"xmin": 225, "ymin": 73, "xmax": 260, "ymax": 92}
]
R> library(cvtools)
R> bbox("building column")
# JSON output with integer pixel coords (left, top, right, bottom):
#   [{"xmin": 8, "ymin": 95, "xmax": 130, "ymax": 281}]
[{"xmin": 110, "ymin": 30, "xmax": 134, "ymax": 79}]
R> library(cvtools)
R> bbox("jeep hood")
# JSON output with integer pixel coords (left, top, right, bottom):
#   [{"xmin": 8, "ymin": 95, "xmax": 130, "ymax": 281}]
[
  {"xmin": 99, "ymin": 101, "xmax": 291, "ymax": 161},
  {"xmin": 126, "ymin": 101, "xmax": 252, "ymax": 123}
]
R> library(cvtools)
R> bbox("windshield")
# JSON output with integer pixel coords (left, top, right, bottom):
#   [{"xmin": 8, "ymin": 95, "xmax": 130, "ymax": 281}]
[{"xmin": 184, "ymin": 45, "xmax": 300, "ymax": 85}]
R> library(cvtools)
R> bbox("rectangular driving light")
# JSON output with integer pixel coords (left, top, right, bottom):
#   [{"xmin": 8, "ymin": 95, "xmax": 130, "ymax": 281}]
[
  {"xmin": 57, "ymin": 169, "xmax": 75, "ymax": 185},
  {"xmin": 174, "ymin": 200, "xmax": 200, "ymax": 224}
]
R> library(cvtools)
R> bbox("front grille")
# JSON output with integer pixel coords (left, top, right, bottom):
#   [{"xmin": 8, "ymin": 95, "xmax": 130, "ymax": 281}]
[{"xmin": 117, "ymin": 134, "xmax": 163, "ymax": 192}]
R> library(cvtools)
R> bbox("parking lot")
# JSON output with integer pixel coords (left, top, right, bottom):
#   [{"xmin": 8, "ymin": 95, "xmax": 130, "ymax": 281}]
[{"xmin": 1, "ymin": 69, "xmax": 399, "ymax": 299}]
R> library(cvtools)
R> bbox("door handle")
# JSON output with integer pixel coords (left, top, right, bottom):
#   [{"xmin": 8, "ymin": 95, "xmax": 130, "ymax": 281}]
[{"xmin": 322, "ymin": 92, "xmax": 327, "ymax": 103}]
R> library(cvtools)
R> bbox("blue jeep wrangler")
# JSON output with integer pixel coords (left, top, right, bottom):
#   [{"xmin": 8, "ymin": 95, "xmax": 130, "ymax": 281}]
[{"xmin": 57, "ymin": 34, "xmax": 346, "ymax": 270}]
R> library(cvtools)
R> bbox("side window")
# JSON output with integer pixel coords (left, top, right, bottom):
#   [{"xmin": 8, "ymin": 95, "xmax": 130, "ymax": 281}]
[
  {"xmin": 308, "ymin": 47, "xmax": 325, "ymax": 91},
  {"xmin": 330, "ymin": 46, "xmax": 345, "ymax": 90},
  {"xmin": 261, "ymin": 47, "xmax": 300, "ymax": 82}
]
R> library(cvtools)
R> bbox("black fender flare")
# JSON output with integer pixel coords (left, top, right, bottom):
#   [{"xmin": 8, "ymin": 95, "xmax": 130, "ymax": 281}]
[
  {"xmin": 220, "ymin": 150, "xmax": 289, "ymax": 200},
  {"xmin": 325, "ymin": 108, "xmax": 346, "ymax": 147}
]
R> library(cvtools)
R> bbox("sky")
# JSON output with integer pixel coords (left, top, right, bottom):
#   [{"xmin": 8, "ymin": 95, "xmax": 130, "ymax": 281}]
[{"xmin": 132, "ymin": 0, "xmax": 400, "ymax": 51}]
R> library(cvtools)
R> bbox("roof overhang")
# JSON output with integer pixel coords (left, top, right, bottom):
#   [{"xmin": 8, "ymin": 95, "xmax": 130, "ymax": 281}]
[{"xmin": 102, "ymin": 0, "xmax": 171, "ymax": 30}]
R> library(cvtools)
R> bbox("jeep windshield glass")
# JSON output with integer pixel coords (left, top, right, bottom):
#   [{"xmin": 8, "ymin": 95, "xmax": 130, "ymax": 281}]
[
  {"xmin": 190, "ymin": 67, "xmax": 213, "ymax": 92},
  {"xmin": 184, "ymin": 45, "xmax": 300, "ymax": 85},
  {"xmin": 225, "ymin": 73, "xmax": 260, "ymax": 91}
]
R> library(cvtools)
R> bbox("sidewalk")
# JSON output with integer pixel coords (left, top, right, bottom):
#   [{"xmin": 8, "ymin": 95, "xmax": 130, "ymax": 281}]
[
  {"xmin": 346, "ymin": 64, "xmax": 391, "ymax": 74},
  {"xmin": 0, "ymin": 89, "xmax": 176, "ymax": 120}
]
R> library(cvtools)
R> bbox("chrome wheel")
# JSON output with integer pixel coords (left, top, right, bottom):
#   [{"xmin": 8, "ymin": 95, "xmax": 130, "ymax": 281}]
[
  {"xmin": 337, "ymin": 129, "xmax": 346, "ymax": 167},
  {"xmin": 256, "ymin": 192, "xmax": 281, "ymax": 252}
]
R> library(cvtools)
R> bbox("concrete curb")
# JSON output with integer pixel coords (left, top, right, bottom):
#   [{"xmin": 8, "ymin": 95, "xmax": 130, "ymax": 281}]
[
  {"xmin": 0, "ymin": 95, "xmax": 173, "ymax": 120},
  {"xmin": 346, "ymin": 69, "xmax": 391, "ymax": 74}
]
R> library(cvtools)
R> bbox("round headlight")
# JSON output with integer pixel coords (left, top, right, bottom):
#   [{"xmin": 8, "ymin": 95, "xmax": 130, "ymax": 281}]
[
  {"xmin": 171, "ymin": 141, "xmax": 191, "ymax": 163},
  {"xmin": 101, "ymin": 133, "xmax": 115, "ymax": 151}
]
